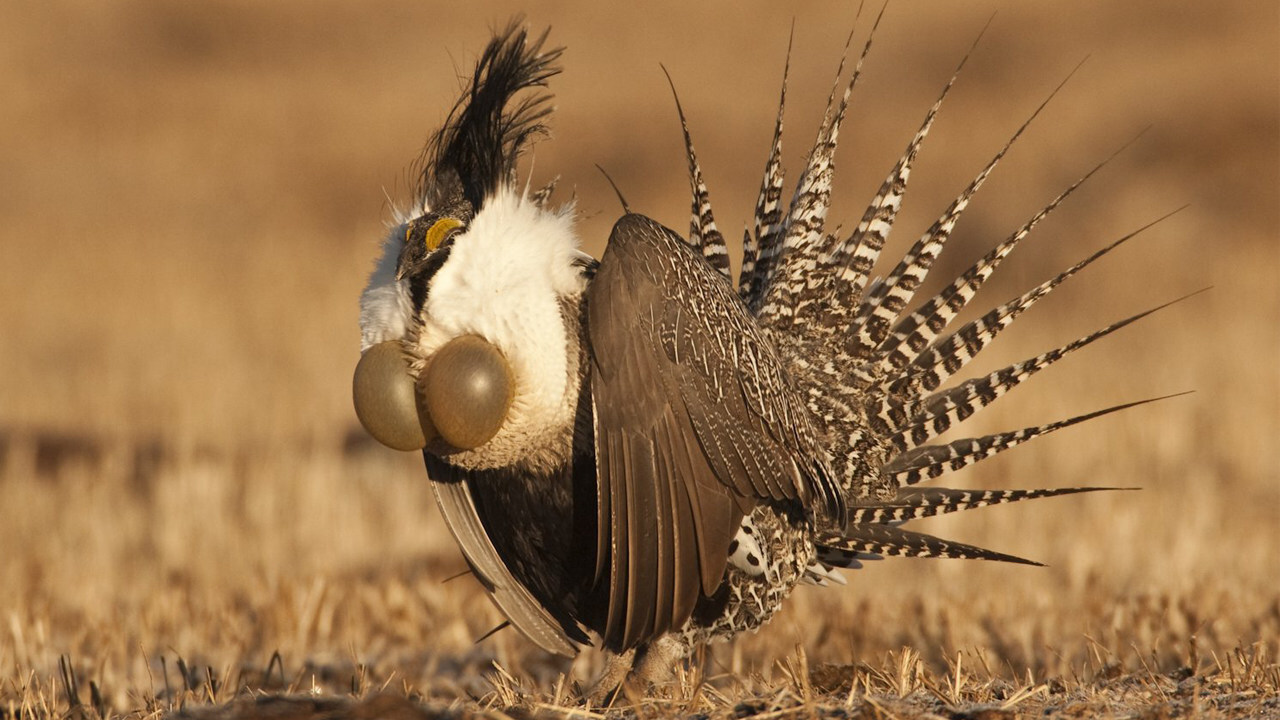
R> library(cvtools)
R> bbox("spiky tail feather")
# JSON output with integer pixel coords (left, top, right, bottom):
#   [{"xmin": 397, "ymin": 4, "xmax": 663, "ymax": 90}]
[
  {"xmin": 665, "ymin": 20, "xmax": 1188, "ymax": 569},
  {"xmin": 820, "ymin": 487, "xmax": 1133, "ymax": 567},
  {"xmin": 817, "ymin": 526, "xmax": 1040, "ymax": 567},
  {"xmin": 662, "ymin": 66, "xmax": 732, "ymax": 281},
  {"xmin": 873, "ymin": 290, "xmax": 1202, "ymax": 452},
  {"xmin": 847, "ymin": 486, "xmax": 1129, "ymax": 526},
  {"xmin": 840, "ymin": 59, "xmax": 1085, "ymax": 355},
  {"xmin": 756, "ymin": 8, "xmax": 883, "ymax": 327},
  {"xmin": 739, "ymin": 29, "xmax": 791, "ymax": 310},
  {"xmin": 868, "ymin": 129, "xmax": 1149, "ymax": 375},
  {"xmin": 811, "ymin": 19, "xmax": 994, "ymax": 337}
]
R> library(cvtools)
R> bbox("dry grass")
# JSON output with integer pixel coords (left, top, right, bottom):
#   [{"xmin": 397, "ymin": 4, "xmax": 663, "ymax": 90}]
[{"xmin": 1, "ymin": 1, "xmax": 1277, "ymax": 718}]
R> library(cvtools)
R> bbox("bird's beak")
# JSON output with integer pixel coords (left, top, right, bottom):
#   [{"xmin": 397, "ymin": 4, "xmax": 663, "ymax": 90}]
[
  {"xmin": 353, "ymin": 336, "xmax": 515, "ymax": 453},
  {"xmin": 394, "ymin": 255, "xmax": 422, "ymax": 283}
]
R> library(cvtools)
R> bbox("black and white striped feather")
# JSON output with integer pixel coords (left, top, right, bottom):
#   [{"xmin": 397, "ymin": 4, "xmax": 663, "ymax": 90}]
[
  {"xmin": 393, "ymin": 20, "xmax": 1187, "ymax": 669},
  {"xmin": 661, "ymin": 23, "xmax": 1186, "ymax": 575}
]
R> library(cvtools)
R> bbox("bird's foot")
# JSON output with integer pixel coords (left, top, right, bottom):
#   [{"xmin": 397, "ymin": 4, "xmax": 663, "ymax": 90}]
[
  {"xmin": 585, "ymin": 647, "xmax": 635, "ymax": 706},
  {"xmin": 631, "ymin": 634, "xmax": 688, "ymax": 688},
  {"xmin": 586, "ymin": 635, "xmax": 691, "ymax": 704}
]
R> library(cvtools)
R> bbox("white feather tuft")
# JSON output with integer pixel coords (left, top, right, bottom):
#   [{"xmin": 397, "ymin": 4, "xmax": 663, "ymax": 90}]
[
  {"xmin": 359, "ymin": 224, "xmax": 413, "ymax": 352},
  {"xmin": 415, "ymin": 187, "xmax": 585, "ymax": 469}
]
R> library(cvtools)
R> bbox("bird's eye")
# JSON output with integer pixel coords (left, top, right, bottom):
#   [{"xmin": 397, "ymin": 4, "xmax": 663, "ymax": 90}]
[{"xmin": 425, "ymin": 217, "xmax": 463, "ymax": 252}]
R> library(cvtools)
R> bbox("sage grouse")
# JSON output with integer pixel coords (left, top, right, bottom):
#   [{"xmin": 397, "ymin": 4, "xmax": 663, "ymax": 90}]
[{"xmin": 354, "ymin": 22, "xmax": 1180, "ymax": 690}]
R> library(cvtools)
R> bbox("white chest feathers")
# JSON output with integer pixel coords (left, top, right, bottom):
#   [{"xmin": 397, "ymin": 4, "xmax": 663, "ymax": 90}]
[{"xmin": 416, "ymin": 189, "xmax": 587, "ymax": 471}]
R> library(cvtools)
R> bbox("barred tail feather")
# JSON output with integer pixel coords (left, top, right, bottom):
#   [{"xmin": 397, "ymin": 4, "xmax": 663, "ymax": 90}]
[
  {"xmin": 870, "ymin": 132, "xmax": 1146, "ymax": 377},
  {"xmin": 756, "ymin": 29, "xmax": 861, "ymax": 325},
  {"xmin": 758, "ymin": 7, "xmax": 884, "ymax": 328},
  {"xmin": 886, "ymin": 211, "xmax": 1178, "ymax": 398},
  {"xmin": 817, "ymin": 526, "xmax": 1041, "ymax": 566},
  {"xmin": 882, "ymin": 393, "xmax": 1190, "ymax": 486},
  {"xmin": 663, "ymin": 67, "xmax": 731, "ymax": 281},
  {"xmin": 815, "ymin": 19, "xmax": 993, "ymax": 334},
  {"xmin": 740, "ymin": 228, "xmax": 760, "ymax": 299},
  {"xmin": 879, "ymin": 288, "xmax": 1203, "ymax": 444},
  {"xmin": 741, "ymin": 31, "xmax": 792, "ymax": 309},
  {"xmin": 848, "ymin": 486, "xmax": 1124, "ymax": 526},
  {"xmin": 846, "ymin": 59, "xmax": 1086, "ymax": 356},
  {"xmin": 808, "ymin": 68, "xmax": 954, "ymax": 331}
]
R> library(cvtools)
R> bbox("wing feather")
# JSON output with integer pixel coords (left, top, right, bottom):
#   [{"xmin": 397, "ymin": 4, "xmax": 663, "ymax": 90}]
[
  {"xmin": 588, "ymin": 213, "xmax": 839, "ymax": 649},
  {"xmin": 427, "ymin": 473, "xmax": 583, "ymax": 656}
]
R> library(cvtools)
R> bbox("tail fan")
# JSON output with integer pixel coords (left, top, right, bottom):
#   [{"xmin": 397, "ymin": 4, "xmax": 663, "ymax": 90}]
[{"xmin": 660, "ymin": 19, "xmax": 1190, "ymax": 575}]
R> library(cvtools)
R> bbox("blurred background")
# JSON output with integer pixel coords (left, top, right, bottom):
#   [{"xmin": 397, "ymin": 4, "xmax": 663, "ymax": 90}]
[{"xmin": 0, "ymin": 0, "xmax": 1276, "ymax": 706}]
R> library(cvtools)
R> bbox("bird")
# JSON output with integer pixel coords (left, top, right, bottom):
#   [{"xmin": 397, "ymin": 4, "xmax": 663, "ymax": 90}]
[{"xmin": 352, "ymin": 20, "xmax": 1183, "ymax": 694}]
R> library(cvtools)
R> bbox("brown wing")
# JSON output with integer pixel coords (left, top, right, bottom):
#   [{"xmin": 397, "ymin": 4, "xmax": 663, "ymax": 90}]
[
  {"xmin": 587, "ymin": 213, "xmax": 842, "ymax": 650},
  {"xmin": 427, "ymin": 468, "xmax": 584, "ymax": 657}
]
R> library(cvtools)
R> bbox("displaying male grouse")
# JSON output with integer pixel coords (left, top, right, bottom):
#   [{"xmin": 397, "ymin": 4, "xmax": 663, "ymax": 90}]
[{"xmin": 353, "ymin": 22, "xmax": 1181, "ymax": 690}]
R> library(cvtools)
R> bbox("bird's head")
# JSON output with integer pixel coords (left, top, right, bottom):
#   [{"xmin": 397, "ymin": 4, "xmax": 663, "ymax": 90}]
[{"xmin": 354, "ymin": 26, "xmax": 587, "ymax": 472}]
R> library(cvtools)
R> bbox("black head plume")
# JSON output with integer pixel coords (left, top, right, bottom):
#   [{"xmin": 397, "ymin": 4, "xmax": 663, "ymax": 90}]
[{"xmin": 418, "ymin": 22, "xmax": 564, "ymax": 214}]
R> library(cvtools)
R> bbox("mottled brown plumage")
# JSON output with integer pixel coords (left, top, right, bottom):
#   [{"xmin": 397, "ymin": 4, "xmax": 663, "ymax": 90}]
[
  {"xmin": 355, "ymin": 20, "xmax": 1186, "ymax": 696},
  {"xmin": 589, "ymin": 213, "xmax": 843, "ymax": 651}
]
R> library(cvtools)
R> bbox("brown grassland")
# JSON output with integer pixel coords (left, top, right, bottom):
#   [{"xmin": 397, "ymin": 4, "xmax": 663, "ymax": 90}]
[{"xmin": 1, "ymin": 1, "xmax": 1277, "ymax": 718}]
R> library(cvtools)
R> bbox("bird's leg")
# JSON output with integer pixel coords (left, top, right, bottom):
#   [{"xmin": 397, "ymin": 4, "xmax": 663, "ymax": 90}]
[
  {"xmin": 586, "ymin": 647, "xmax": 635, "ymax": 705},
  {"xmin": 585, "ymin": 636, "xmax": 691, "ymax": 704},
  {"xmin": 631, "ymin": 635, "xmax": 690, "ymax": 690}
]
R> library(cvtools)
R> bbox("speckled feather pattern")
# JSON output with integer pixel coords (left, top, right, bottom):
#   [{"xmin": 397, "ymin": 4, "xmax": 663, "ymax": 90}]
[
  {"xmin": 362, "ymin": 23, "xmax": 1176, "ymax": 687},
  {"xmin": 640, "ymin": 20, "xmax": 1172, "ymax": 655}
]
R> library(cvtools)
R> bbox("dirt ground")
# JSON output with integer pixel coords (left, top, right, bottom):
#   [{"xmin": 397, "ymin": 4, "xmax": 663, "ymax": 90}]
[{"xmin": 1, "ymin": 1, "xmax": 1277, "ymax": 718}]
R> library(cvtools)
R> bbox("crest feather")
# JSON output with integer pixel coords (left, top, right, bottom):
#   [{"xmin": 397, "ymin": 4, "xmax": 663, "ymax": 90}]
[{"xmin": 419, "ymin": 22, "xmax": 564, "ymax": 212}]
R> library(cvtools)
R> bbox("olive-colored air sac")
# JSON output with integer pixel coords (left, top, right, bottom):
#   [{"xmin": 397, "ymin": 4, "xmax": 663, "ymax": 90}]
[
  {"xmin": 419, "ymin": 335, "xmax": 514, "ymax": 450},
  {"xmin": 352, "ymin": 341, "xmax": 435, "ymax": 451}
]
